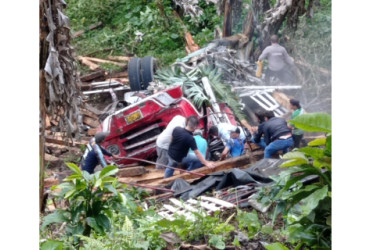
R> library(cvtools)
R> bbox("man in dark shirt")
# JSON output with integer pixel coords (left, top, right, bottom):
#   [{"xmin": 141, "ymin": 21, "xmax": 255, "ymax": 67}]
[
  {"xmin": 258, "ymin": 111, "xmax": 294, "ymax": 158},
  {"xmin": 80, "ymin": 132, "xmax": 119, "ymax": 174},
  {"xmin": 164, "ymin": 115, "xmax": 216, "ymax": 178}
]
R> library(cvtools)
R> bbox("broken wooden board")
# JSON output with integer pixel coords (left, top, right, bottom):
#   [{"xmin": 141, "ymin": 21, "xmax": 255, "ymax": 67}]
[
  {"xmin": 80, "ymin": 70, "xmax": 105, "ymax": 82},
  {"xmin": 118, "ymin": 169, "xmax": 165, "ymax": 185},
  {"xmin": 45, "ymin": 136, "xmax": 88, "ymax": 147},
  {"xmin": 73, "ymin": 21, "xmax": 103, "ymax": 38},
  {"xmin": 150, "ymin": 154, "xmax": 252, "ymax": 186},
  {"xmin": 117, "ymin": 166, "xmax": 147, "ymax": 178}
]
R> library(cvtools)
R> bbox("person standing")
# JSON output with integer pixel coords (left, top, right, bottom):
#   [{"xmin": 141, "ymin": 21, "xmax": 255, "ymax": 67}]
[
  {"xmin": 258, "ymin": 34, "xmax": 295, "ymax": 84},
  {"xmin": 164, "ymin": 115, "xmax": 215, "ymax": 178},
  {"xmin": 289, "ymin": 99, "xmax": 307, "ymax": 148},
  {"xmin": 80, "ymin": 132, "xmax": 119, "ymax": 174},
  {"xmin": 155, "ymin": 115, "xmax": 186, "ymax": 169},
  {"xmin": 261, "ymin": 111, "xmax": 294, "ymax": 158}
]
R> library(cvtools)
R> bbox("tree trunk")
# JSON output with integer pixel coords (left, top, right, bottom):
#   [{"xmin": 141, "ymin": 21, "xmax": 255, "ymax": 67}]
[{"xmin": 223, "ymin": 0, "xmax": 233, "ymax": 37}]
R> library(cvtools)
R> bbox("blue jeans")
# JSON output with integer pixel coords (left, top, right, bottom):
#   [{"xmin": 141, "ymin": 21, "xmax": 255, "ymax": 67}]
[
  {"xmin": 264, "ymin": 138, "xmax": 294, "ymax": 158},
  {"xmin": 250, "ymin": 136, "xmax": 267, "ymax": 149},
  {"xmin": 164, "ymin": 155, "xmax": 181, "ymax": 178},
  {"xmin": 182, "ymin": 154, "xmax": 203, "ymax": 171}
]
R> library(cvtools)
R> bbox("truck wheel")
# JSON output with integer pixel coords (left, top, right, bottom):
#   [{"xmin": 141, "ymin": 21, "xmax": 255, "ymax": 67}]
[
  {"xmin": 140, "ymin": 56, "xmax": 156, "ymax": 90},
  {"xmin": 128, "ymin": 57, "xmax": 142, "ymax": 91}
]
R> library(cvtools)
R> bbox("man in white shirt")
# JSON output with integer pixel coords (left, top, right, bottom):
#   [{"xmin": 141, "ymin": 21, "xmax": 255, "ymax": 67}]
[{"xmin": 155, "ymin": 115, "xmax": 186, "ymax": 169}]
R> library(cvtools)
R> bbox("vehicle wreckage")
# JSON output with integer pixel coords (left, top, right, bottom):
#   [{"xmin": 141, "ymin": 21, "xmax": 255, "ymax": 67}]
[{"xmin": 95, "ymin": 40, "xmax": 301, "ymax": 168}]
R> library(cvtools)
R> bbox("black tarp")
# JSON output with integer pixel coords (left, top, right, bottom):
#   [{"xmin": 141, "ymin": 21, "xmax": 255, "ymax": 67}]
[{"xmin": 170, "ymin": 158, "xmax": 287, "ymax": 200}]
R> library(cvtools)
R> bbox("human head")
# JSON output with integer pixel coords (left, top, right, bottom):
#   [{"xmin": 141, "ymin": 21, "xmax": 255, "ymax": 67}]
[
  {"xmin": 208, "ymin": 125, "xmax": 218, "ymax": 137},
  {"xmin": 270, "ymin": 35, "xmax": 279, "ymax": 44},
  {"xmin": 289, "ymin": 98, "xmax": 301, "ymax": 110},
  {"xmin": 254, "ymin": 110, "xmax": 266, "ymax": 123},
  {"xmin": 186, "ymin": 115, "xmax": 199, "ymax": 131},
  {"xmin": 229, "ymin": 127, "xmax": 240, "ymax": 139},
  {"xmin": 95, "ymin": 131, "xmax": 109, "ymax": 144},
  {"xmin": 264, "ymin": 110, "xmax": 275, "ymax": 121},
  {"xmin": 193, "ymin": 129, "xmax": 203, "ymax": 136}
]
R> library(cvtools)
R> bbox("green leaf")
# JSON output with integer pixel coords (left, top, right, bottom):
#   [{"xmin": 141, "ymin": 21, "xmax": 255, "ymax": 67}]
[
  {"xmin": 265, "ymin": 242, "xmax": 290, "ymax": 250},
  {"xmin": 63, "ymin": 174, "xmax": 82, "ymax": 182},
  {"xmin": 94, "ymin": 178, "xmax": 102, "ymax": 188},
  {"xmin": 280, "ymin": 159, "xmax": 308, "ymax": 167},
  {"xmin": 209, "ymin": 235, "xmax": 225, "ymax": 249},
  {"xmin": 308, "ymin": 138, "xmax": 326, "ymax": 146},
  {"xmin": 289, "ymin": 113, "xmax": 331, "ymax": 133},
  {"xmin": 295, "ymin": 186, "xmax": 329, "ymax": 221},
  {"xmin": 86, "ymin": 217, "xmax": 104, "ymax": 234},
  {"xmin": 95, "ymin": 214, "xmax": 111, "ymax": 231},
  {"xmin": 65, "ymin": 162, "xmax": 82, "ymax": 175},
  {"xmin": 299, "ymin": 147, "xmax": 325, "ymax": 160},
  {"xmin": 261, "ymin": 224, "xmax": 273, "ymax": 234},
  {"xmin": 64, "ymin": 188, "xmax": 77, "ymax": 199},
  {"xmin": 82, "ymin": 170, "xmax": 92, "ymax": 182},
  {"xmin": 41, "ymin": 210, "xmax": 69, "ymax": 230},
  {"xmin": 325, "ymin": 134, "xmax": 331, "ymax": 155},
  {"xmin": 99, "ymin": 165, "xmax": 118, "ymax": 179},
  {"xmin": 40, "ymin": 239, "xmax": 63, "ymax": 250},
  {"xmin": 281, "ymin": 151, "xmax": 308, "ymax": 161},
  {"xmin": 103, "ymin": 183, "xmax": 118, "ymax": 195}
]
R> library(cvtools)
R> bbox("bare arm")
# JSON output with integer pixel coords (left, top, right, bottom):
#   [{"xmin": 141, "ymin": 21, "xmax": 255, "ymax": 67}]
[
  {"xmin": 194, "ymin": 149, "xmax": 216, "ymax": 169},
  {"xmin": 220, "ymin": 146, "xmax": 230, "ymax": 160}
]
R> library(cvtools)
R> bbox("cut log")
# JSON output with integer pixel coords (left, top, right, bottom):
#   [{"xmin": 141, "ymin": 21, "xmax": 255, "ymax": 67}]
[
  {"xmin": 83, "ymin": 116, "xmax": 99, "ymax": 128},
  {"xmin": 73, "ymin": 21, "xmax": 103, "ymax": 38},
  {"xmin": 107, "ymin": 56, "xmax": 132, "ymax": 62},
  {"xmin": 82, "ymin": 56, "xmax": 126, "ymax": 67},
  {"xmin": 117, "ymin": 166, "xmax": 147, "ymax": 178},
  {"xmin": 80, "ymin": 70, "xmax": 105, "ymax": 82},
  {"xmin": 152, "ymin": 154, "xmax": 252, "ymax": 185},
  {"xmin": 80, "ymin": 109, "xmax": 99, "ymax": 119},
  {"xmin": 77, "ymin": 56, "xmax": 100, "ymax": 70}
]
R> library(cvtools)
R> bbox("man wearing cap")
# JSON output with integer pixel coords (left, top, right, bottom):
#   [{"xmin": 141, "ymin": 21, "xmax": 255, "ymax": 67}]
[
  {"xmin": 220, "ymin": 127, "xmax": 246, "ymax": 160},
  {"xmin": 181, "ymin": 129, "xmax": 208, "ymax": 171},
  {"xmin": 80, "ymin": 132, "xmax": 119, "ymax": 174}
]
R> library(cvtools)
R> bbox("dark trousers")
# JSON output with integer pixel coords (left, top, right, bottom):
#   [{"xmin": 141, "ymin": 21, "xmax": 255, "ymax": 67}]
[
  {"xmin": 292, "ymin": 134, "xmax": 307, "ymax": 148},
  {"xmin": 265, "ymin": 67, "xmax": 294, "ymax": 84}
]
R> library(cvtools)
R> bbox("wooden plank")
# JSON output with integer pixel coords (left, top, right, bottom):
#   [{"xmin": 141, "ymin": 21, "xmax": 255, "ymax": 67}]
[
  {"xmin": 151, "ymin": 154, "xmax": 251, "ymax": 185},
  {"xmin": 118, "ymin": 170, "xmax": 165, "ymax": 184},
  {"xmin": 107, "ymin": 56, "xmax": 132, "ymax": 62},
  {"xmin": 77, "ymin": 56, "xmax": 100, "ymax": 70},
  {"xmin": 83, "ymin": 116, "xmax": 99, "ymax": 128},
  {"xmin": 45, "ymin": 136, "xmax": 87, "ymax": 147},
  {"xmin": 117, "ymin": 166, "xmax": 147, "ymax": 178},
  {"xmin": 80, "ymin": 109, "xmax": 99, "ymax": 119},
  {"xmin": 80, "ymin": 70, "xmax": 105, "ymax": 82},
  {"xmin": 82, "ymin": 56, "xmax": 126, "ymax": 67}
]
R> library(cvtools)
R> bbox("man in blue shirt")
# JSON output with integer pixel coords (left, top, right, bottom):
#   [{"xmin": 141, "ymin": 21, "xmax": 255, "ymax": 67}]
[
  {"xmin": 181, "ymin": 129, "xmax": 208, "ymax": 171},
  {"xmin": 220, "ymin": 127, "xmax": 246, "ymax": 160}
]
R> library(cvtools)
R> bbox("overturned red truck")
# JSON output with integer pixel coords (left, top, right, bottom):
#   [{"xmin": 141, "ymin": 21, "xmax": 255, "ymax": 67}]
[{"xmin": 97, "ymin": 85, "xmax": 237, "ymax": 166}]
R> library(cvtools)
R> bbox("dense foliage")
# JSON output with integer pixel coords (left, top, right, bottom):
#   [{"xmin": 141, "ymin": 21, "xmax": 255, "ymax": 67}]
[{"xmin": 66, "ymin": 0, "xmax": 221, "ymax": 66}]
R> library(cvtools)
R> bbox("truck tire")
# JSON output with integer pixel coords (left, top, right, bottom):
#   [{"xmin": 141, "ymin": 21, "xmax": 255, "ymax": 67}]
[
  {"xmin": 140, "ymin": 56, "xmax": 156, "ymax": 90},
  {"xmin": 128, "ymin": 57, "xmax": 142, "ymax": 91}
]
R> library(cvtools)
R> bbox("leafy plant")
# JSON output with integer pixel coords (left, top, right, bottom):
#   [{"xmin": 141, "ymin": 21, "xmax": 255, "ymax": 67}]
[
  {"xmin": 41, "ymin": 163, "xmax": 133, "ymax": 244},
  {"xmin": 236, "ymin": 210, "xmax": 262, "ymax": 238}
]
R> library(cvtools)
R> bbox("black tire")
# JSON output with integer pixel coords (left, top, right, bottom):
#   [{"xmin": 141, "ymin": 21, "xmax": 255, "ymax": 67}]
[
  {"xmin": 128, "ymin": 57, "xmax": 142, "ymax": 91},
  {"xmin": 140, "ymin": 56, "xmax": 156, "ymax": 90}
]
